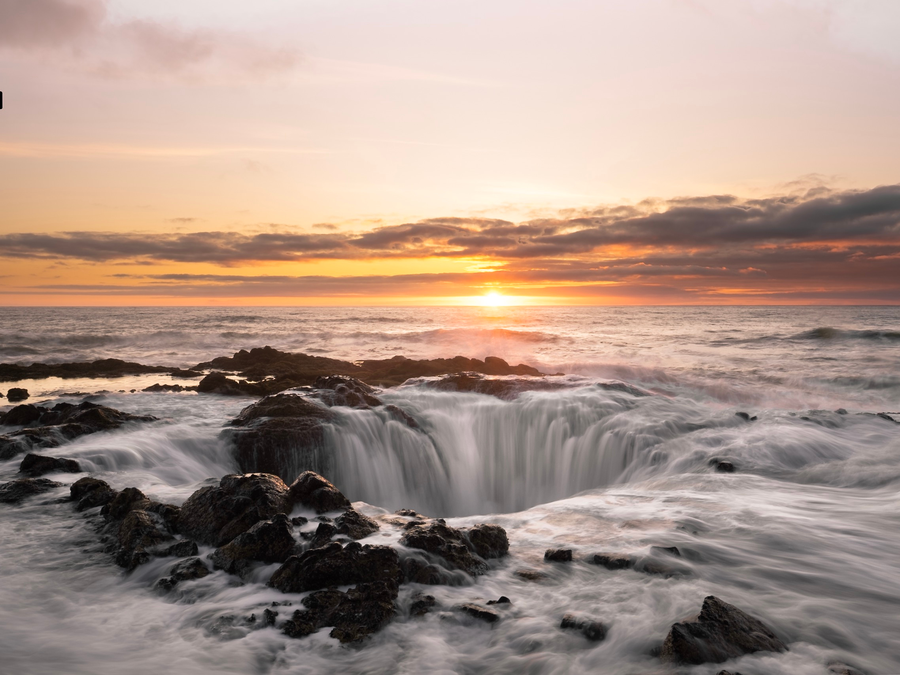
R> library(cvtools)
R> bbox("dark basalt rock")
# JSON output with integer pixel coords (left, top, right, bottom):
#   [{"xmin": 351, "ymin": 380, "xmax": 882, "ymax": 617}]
[
  {"xmin": 399, "ymin": 554, "xmax": 460, "ymax": 586},
  {"xmin": 313, "ymin": 375, "xmax": 381, "ymax": 408},
  {"xmin": 210, "ymin": 514, "xmax": 296, "ymax": 577},
  {"xmin": 590, "ymin": 553, "xmax": 635, "ymax": 570},
  {"xmin": 400, "ymin": 520, "xmax": 488, "ymax": 576},
  {"xmin": 105, "ymin": 486, "xmax": 151, "ymax": 520},
  {"xmin": 269, "ymin": 541, "xmax": 401, "ymax": 594},
  {"xmin": 18, "ymin": 453, "xmax": 81, "ymax": 477},
  {"xmin": 155, "ymin": 557, "xmax": 210, "ymax": 592},
  {"xmin": 162, "ymin": 539, "xmax": 199, "ymax": 557},
  {"xmin": 383, "ymin": 404, "xmax": 420, "ymax": 429},
  {"xmin": 288, "ymin": 471, "xmax": 351, "ymax": 514},
  {"xmin": 544, "ymin": 548, "xmax": 573, "ymax": 562},
  {"xmin": 115, "ymin": 509, "xmax": 174, "ymax": 570},
  {"xmin": 0, "ymin": 358, "xmax": 171, "ymax": 382},
  {"xmin": 411, "ymin": 372, "xmax": 564, "ymax": 401},
  {"xmin": 409, "ymin": 593, "xmax": 436, "ymax": 616},
  {"xmin": 465, "ymin": 524, "xmax": 509, "ymax": 559},
  {"xmin": 197, "ymin": 372, "xmax": 263, "ymax": 397},
  {"xmin": 561, "ymin": 613, "xmax": 608, "ymax": 641},
  {"xmin": 223, "ymin": 395, "xmax": 336, "ymax": 481},
  {"xmin": 334, "ymin": 509, "xmax": 380, "ymax": 539},
  {"xmin": 711, "ymin": 459, "xmax": 736, "ymax": 473},
  {"xmin": 70, "ymin": 476, "xmax": 117, "ymax": 511},
  {"xmin": 143, "ymin": 383, "xmax": 195, "ymax": 393},
  {"xmin": 178, "ymin": 473, "xmax": 291, "ymax": 547},
  {"xmin": 735, "ymin": 411, "xmax": 757, "ymax": 421},
  {"xmin": 487, "ymin": 596, "xmax": 511, "ymax": 605},
  {"xmin": 660, "ymin": 595, "xmax": 788, "ymax": 665},
  {"xmin": 0, "ymin": 402, "xmax": 157, "ymax": 459},
  {"xmin": 0, "ymin": 477, "xmax": 63, "ymax": 503},
  {"xmin": 514, "ymin": 568, "xmax": 548, "ymax": 581},
  {"xmin": 307, "ymin": 522, "xmax": 338, "ymax": 550},
  {"xmin": 1, "ymin": 404, "xmax": 42, "ymax": 426},
  {"xmin": 6, "ymin": 388, "xmax": 30, "ymax": 402},
  {"xmin": 458, "ymin": 603, "xmax": 499, "ymax": 623},
  {"xmin": 282, "ymin": 581, "xmax": 398, "ymax": 643}
]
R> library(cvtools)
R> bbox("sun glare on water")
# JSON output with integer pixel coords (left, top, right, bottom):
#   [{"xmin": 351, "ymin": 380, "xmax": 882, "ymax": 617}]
[{"xmin": 479, "ymin": 291, "xmax": 509, "ymax": 307}]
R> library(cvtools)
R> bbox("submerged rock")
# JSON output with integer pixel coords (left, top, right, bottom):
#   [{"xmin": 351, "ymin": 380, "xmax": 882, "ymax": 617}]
[
  {"xmin": 155, "ymin": 557, "xmax": 210, "ymax": 592},
  {"xmin": 0, "ymin": 477, "xmax": 63, "ymax": 503},
  {"xmin": 590, "ymin": 553, "xmax": 635, "ymax": 570},
  {"xmin": 288, "ymin": 471, "xmax": 351, "ymax": 514},
  {"xmin": 410, "ymin": 371, "xmax": 562, "ymax": 400},
  {"xmin": 178, "ymin": 473, "xmax": 291, "ymax": 547},
  {"xmin": 400, "ymin": 520, "xmax": 488, "ymax": 576},
  {"xmin": 269, "ymin": 541, "xmax": 401, "ymax": 594},
  {"xmin": 115, "ymin": 509, "xmax": 174, "ymax": 570},
  {"xmin": 544, "ymin": 548, "xmax": 573, "ymax": 562},
  {"xmin": 223, "ymin": 395, "xmax": 336, "ymax": 481},
  {"xmin": 282, "ymin": 581, "xmax": 398, "ymax": 643},
  {"xmin": 660, "ymin": 595, "xmax": 788, "ymax": 665},
  {"xmin": 312, "ymin": 375, "xmax": 381, "ymax": 408},
  {"xmin": 827, "ymin": 661, "xmax": 867, "ymax": 675},
  {"xmin": 0, "ymin": 402, "xmax": 157, "ymax": 459},
  {"xmin": 561, "ymin": 613, "xmax": 608, "ymax": 641},
  {"xmin": 457, "ymin": 603, "xmax": 500, "ymax": 623},
  {"xmin": 465, "ymin": 524, "xmax": 509, "ymax": 559},
  {"xmin": 18, "ymin": 453, "xmax": 81, "ymax": 477}
]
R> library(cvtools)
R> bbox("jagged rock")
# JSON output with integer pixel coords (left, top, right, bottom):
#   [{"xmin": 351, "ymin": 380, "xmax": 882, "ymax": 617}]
[
  {"xmin": 590, "ymin": 553, "xmax": 635, "ymax": 570},
  {"xmin": 400, "ymin": 520, "xmax": 488, "ymax": 576},
  {"xmin": 282, "ymin": 581, "xmax": 398, "ymax": 642},
  {"xmin": 148, "ymin": 501, "xmax": 181, "ymax": 534},
  {"xmin": 269, "ymin": 541, "xmax": 401, "ymax": 594},
  {"xmin": 0, "ymin": 477, "xmax": 62, "ymax": 503},
  {"xmin": 335, "ymin": 509, "xmax": 380, "ymax": 539},
  {"xmin": 262, "ymin": 608, "xmax": 278, "ymax": 626},
  {"xmin": 544, "ymin": 548, "xmax": 573, "ymax": 562},
  {"xmin": 465, "ymin": 524, "xmax": 509, "ymax": 559},
  {"xmin": 223, "ymin": 395, "xmax": 336, "ymax": 480},
  {"xmin": 0, "ymin": 358, "xmax": 171, "ymax": 382},
  {"xmin": 210, "ymin": 514, "xmax": 296, "ymax": 576},
  {"xmin": 458, "ymin": 603, "xmax": 499, "ymax": 623},
  {"xmin": 0, "ymin": 402, "xmax": 156, "ymax": 459},
  {"xmin": 307, "ymin": 522, "xmax": 337, "ymax": 550},
  {"xmin": 400, "ymin": 555, "xmax": 453, "ymax": 585},
  {"xmin": 288, "ymin": 471, "xmax": 351, "ymax": 514},
  {"xmin": 313, "ymin": 375, "xmax": 381, "ymax": 408},
  {"xmin": 409, "ymin": 593, "xmax": 436, "ymax": 616},
  {"xmin": 155, "ymin": 557, "xmax": 210, "ymax": 591},
  {"xmin": 161, "ymin": 539, "xmax": 198, "ymax": 557},
  {"xmin": 6, "ymin": 388, "xmax": 29, "ymax": 402},
  {"xmin": 660, "ymin": 596, "xmax": 788, "ymax": 665},
  {"xmin": 18, "ymin": 453, "xmax": 81, "ymax": 477},
  {"xmin": 178, "ymin": 473, "xmax": 291, "ymax": 547},
  {"xmin": 383, "ymin": 404, "xmax": 420, "ymax": 429},
  {"xmin": 716, "ymin": 671, "xmax": 744, "ymax": 675},
  {"xmin": 70, "ymin": 476, "xmax": 117, "ymax": 511},
  {"xmin": 197, "ymin": 372, "xmax": 262, "ymax": 396},
  {"xmin": 105, "ymin": 487, "xmax": 151, "ymax": 520},
  {"xmin": 115, "ymin": 509, "xmax": 174, "ymax": 570},
  {"xmin": 561, "ymin": 613, "xmax": 607, "ymax": 641},
  {"xmin": 1, "ymin": 404, "xmax": 42, "ymax": 426},
  {"xmin": 143, "ymin": 383, "xmax": 194, "ymax": 393},
  {"xmin": 413, "ymin": 372, "xmax": 563, "ymax": 400}
]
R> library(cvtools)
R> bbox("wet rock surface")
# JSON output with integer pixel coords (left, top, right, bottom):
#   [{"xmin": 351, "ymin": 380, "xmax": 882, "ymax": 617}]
[
  {"xmin": 178, "ymin": 473, "xmax": 291, "ymax": 547},
  {"xmin": 223, "ymin": 395, "xmax": 336, "ymax": 480},
  {"xmin": 282, "ymin": 581, "xmax": 398, "ymax": 643},
  {"xmin": 400, "ymin": 520, "xmax": 489, "ymax": 576},
  {"xmin": 590, "ymin": 552, "xmax": 635, "ymax": 570},
  {"xmin": 0, "ymin": 477, "xmax": 63, "ymax": 503},
  {"xmin": 458, "ymin": 603, "xmax": 500, "ymax": 623},
  {"xmin": 70, "ymin": 477, "xmax": 117, "ymax": 511},
  {"xmin": 210, "ymin": 513, "xmax": 297, "ymax": 577},
  {"xmin": 269, "ymin": 541, "xmax": 401, "ymax": 594},
  {"xmin": 660, "ymin": 595, "xmax": 787, "ymax": 665},
  {"xmin": 312, "ymin": 375, "xmax": 381, "ymax": 408},
  {"xmin": 0, "ymin": 401, "xmax": 157, "ymax": 459},
  {"xmin": 0, "ymin": 358, "xmax": 172, "ymax": 382},
  {"xmin": 288, "ymin": 471, "xmax": 351, "ymax": 514},
  {"xmin": 6, "ymin": 388, "xmax": 29, "ymax": 402},
  {"xmin": 409, "ymin": 372, "xmax": 563, "ymax": 400},
  {"xmin": 18, "ymin": 453, "xmax": 81, "ymax": 477},
  {"xmin": 465, "ymin": 524, "xmax": 509, "ymax": 559},
  {"xmin": 560, "ymin": 613, "xmax": 608, "ymax": 641},
  {"xmin": 544, "ymin": 548, "xmax": 573, "ymax": 562},
  {"xmin": 156, "ymin": 557, "xmax": 210, "ymax": 592},
  {"xmin": 334, "ymin": 509, "xmax": 380, "ymax": 539}
]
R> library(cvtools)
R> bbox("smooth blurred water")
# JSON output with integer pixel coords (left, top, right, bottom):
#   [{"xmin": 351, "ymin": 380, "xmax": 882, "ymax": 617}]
[{"xmin": 1, "ymin": 306, "xmax": 898, "ymax": 675}]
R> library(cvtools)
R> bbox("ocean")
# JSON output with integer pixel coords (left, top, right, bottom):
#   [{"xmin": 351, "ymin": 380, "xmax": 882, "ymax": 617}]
[{"xmin": 1, "ymin": 305, "xmax": 898, "ymax": 674}]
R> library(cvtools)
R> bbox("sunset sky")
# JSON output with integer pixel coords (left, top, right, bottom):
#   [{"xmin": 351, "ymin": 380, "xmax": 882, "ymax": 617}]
[{"xmin": 1, "ymin": 0, "xmax": 899, "ymax": 305}]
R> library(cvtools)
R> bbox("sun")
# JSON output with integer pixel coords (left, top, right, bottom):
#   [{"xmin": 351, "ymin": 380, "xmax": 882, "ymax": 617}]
[{"xmin": 480, "ymin": 291, "xmax": 508, "ymax": 307}]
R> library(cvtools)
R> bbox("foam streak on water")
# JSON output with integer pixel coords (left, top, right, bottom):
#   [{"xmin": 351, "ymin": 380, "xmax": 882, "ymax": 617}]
[{"xmin": 1, "ymin": 306, "xmax": 899, "ymax": 675}]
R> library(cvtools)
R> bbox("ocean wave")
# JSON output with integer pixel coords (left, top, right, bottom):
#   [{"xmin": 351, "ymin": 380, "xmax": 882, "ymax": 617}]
[{"xmin": 795, "ymin": 327, "xmax": 900, "ymax": 341}]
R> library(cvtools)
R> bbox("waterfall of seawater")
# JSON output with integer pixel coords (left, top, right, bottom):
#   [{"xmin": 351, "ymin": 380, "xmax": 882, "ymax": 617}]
[{"xmin": 324, "ymin": 386, "xmax": 730, "ymax": 515}]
